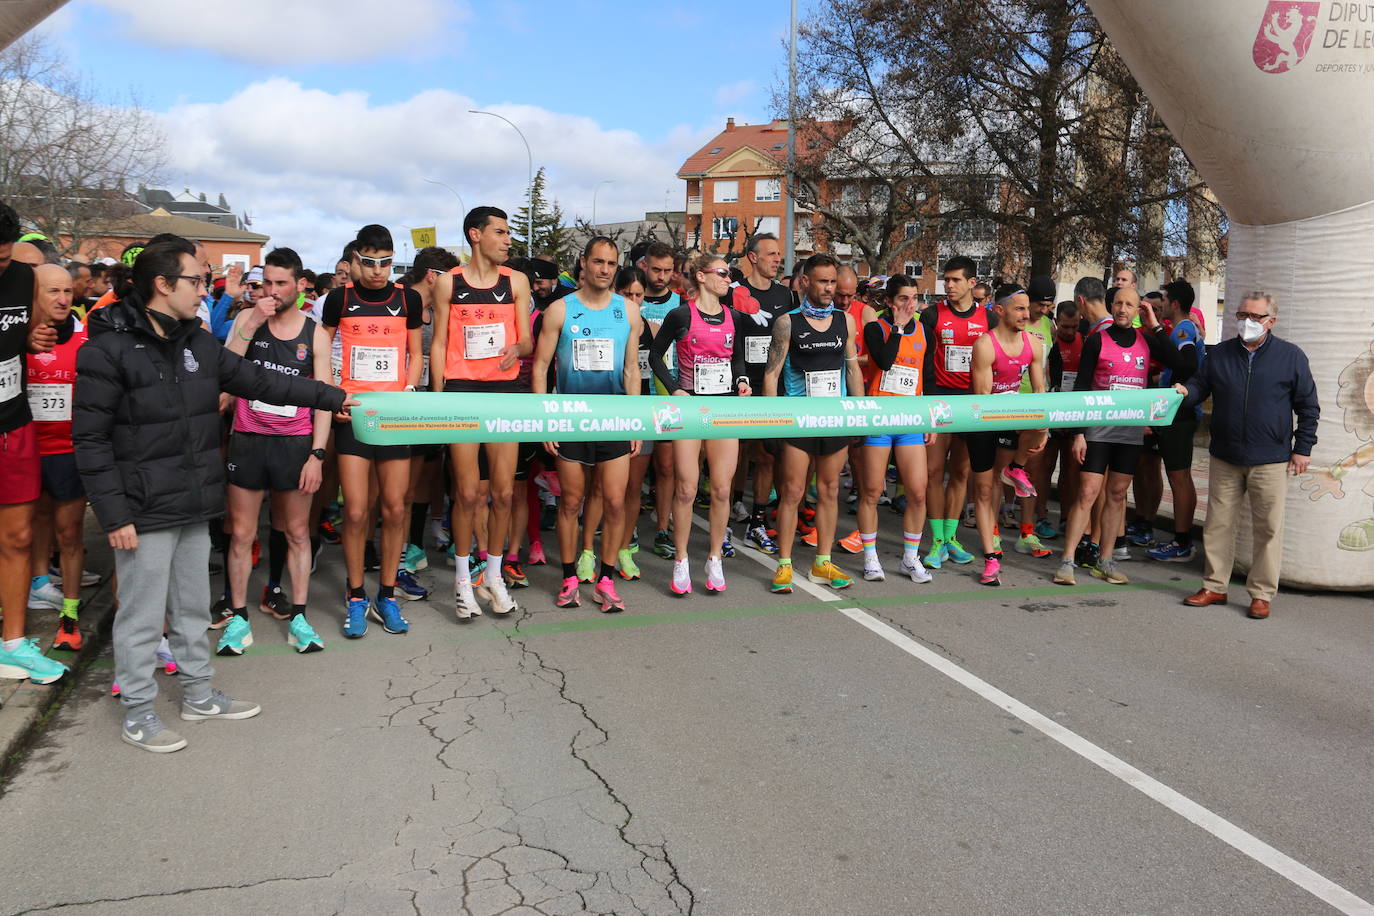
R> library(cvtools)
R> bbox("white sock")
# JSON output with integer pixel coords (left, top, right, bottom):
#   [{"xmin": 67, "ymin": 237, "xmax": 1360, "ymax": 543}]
[
  {"xmin": 3, "ymin": 637, "xmax": 23, "ymax": 651},
  {"xmin": 454, "ymin": 555, "xmax": 470, "ymax": 584}
]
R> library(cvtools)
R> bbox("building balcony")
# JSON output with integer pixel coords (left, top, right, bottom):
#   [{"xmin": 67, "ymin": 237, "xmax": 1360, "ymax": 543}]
[{"xmin": 686, "ymin": 196, "xmax": 702, "ymax": 215}]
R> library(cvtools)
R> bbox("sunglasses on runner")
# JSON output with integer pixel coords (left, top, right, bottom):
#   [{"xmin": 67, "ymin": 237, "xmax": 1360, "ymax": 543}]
[
  {"xmin": 357, "ymin": 255, "xmax": 393, "ymax": 269},
  {"xmin": 702, "ymin": 268, "xmax": 731, "ymax": 279}
]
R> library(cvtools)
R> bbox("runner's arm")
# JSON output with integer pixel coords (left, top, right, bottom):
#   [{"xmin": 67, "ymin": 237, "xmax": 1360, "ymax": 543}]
[
  {"xmin": 1027, "ymin": 337, "xmax": 1046, "ymax": 394},
  {"xmin": 648, "ymin": 306, "xmax": 687, "ymax": 393},
  {"xmin": 404, "ymin": 289, "xmax": 424, "ymax": 389},
  {"xmin": 864, "ymin": 320, "xmax": 901, "ymax": 372},
  {"xmin": 729, "ymin": 309, "xmax": 749, "ymax": 389},
  {"xmin": 1047, "ymin": 343, "xmax": 1063, "ymax": 391},
  {"xmin": 309, "ymin": 324, "xmax": 333, "ymax": 452},
  {"xmin": 762, "ymin": 313, "xmax": 790, "ymax": 397},
  {"xmin": 623, "ymin": 300, "xmax": 643, "ymax": 397},
  {"xmin": 920, "ymin": 306, "xmax": 938, "ymax": 385},
  {"xmin": 969, "ymin": 335, "xmax": 995, "ymax": 396},
  {"xmin": 844, "ymin": 312, "xmax": 864, "ymax": 396},
  {"xmin": 530, "ymin": 299, "xmax": 564, "ymax": 396},
  {"xmin": 429, "ymin": 273, "xmax": 453, "ymax": 391},
  {"xmin": 510, "ymin": 271, "xmax": 534, "ymax": 359}
]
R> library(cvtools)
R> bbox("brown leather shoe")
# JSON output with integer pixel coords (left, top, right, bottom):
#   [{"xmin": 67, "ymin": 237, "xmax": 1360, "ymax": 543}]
[
  {"xmin": 1183, "ymin": 588, "xmax": 1228, "ymax": 607},
  {"xmin": 1248, "ymin": 598, "xmax": 1271, "ymax": 619}
]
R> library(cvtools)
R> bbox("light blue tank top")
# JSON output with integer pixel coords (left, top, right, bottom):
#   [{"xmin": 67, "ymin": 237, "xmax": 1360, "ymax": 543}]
[{"xmin": 555, "ymin": 292, "xmax": 631, "ymax": 394}]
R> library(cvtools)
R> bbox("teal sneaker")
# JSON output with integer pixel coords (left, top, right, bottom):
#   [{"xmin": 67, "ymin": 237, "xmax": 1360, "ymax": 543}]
[
  {"xmin": 922, "ymin": 541, "xmax": 948, "ymax": 570},
  {"xmin": 403, "ymin": 543, "xmax": 428, "ymax": 572},
  {"xmin": 287, "ymin": 615, "xmax": 324, "ymax": 653},
  {"xmin": 576, "ymin": 548, "xmax": 597, "ymax": 583},
  {"xmin": 945, "ymin": 538, "xmax": 975, "ymax": 564},
  {"xmin": 1034, "ymin": 518, "xmax": 1057, "ymax": 540},
  {"xmin": 0, "ymin": 637, "xmax": 68, "ymax": 684},
  {"xmin": 215, "ymin": 616, "xmax": 252, "ymax": 657}
]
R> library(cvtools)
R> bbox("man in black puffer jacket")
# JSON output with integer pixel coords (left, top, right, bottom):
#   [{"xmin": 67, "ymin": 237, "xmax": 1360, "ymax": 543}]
[{"xmin": 73, "ymin": 237, "xmax": 352, "ymax": 753}]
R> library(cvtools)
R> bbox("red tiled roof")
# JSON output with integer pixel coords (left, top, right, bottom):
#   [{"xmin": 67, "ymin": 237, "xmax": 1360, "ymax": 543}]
[{"xmin": 677, "ymin": 119, "xmax": 841, "ymax": 177}]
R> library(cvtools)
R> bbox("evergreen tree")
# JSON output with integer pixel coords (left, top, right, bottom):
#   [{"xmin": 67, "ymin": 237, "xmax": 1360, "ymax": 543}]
[{"xmin": 510, "ymin": 167, "xmax": 575, "ymax": 264}]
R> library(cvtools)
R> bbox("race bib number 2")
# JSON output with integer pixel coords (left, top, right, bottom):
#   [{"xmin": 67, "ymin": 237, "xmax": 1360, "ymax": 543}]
[{"xmin": 694, "ymin": 359, "xmax": 730, "ymax": 395}]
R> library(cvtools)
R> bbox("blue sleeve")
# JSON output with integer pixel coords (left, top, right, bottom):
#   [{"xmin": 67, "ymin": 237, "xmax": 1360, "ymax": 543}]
[{"xmin": 208, "ymin": 294, "xmax": 236, "ymax": 342}]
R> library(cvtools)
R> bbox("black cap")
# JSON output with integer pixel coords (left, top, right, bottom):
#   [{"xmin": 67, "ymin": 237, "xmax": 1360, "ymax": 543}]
[
  {"xmin": 1028, "ymin": 275, "xmax": 1056, "ymax": 302},
  {"xmin": 527, "ymin": 258, "xmax": 559, "ymax": 281}
]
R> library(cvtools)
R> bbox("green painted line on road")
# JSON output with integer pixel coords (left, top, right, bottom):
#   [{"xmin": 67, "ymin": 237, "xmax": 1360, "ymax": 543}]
[{"xmin": 82, "ymin": 579, "xmax": 1182, "ymax": 667}]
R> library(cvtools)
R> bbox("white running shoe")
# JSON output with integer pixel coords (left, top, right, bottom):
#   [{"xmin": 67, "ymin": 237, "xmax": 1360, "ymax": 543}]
[
  {"xmin": 705, "ymin": 555, "xmax": 726, "ymax": 593},
  {"xmin": 862, "ymin": 554, "xmax": 885, "ymax": 581},
  {"xmin": 901, "ymin": 556, "xmax": 934, "ymax": 584},
  {"xmin": 670, "ymin": 559, "xmax": 692, "ymax": 596},
  {"xmin": 454, "ymin": 579, "xmax": 483, "ymax": 620},
  {"xmin": 28, "ymin": 582, "xmax": 64, "ymax": 610},
  {"xmin": 486, "ymin": 574, "xmax": 517, "ymax": 616}
]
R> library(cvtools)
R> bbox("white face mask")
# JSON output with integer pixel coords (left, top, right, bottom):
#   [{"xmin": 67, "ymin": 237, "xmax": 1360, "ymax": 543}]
[{"xmin": 1239, "ymin": 318, "xmax": 1267, "ymax": 344}]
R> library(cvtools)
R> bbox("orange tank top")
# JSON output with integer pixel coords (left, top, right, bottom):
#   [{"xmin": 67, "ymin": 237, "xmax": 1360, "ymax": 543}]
[
  {"xmin": 443, "ymin": 265, "xmax": 520, "ymax": 383},
  {"xmin": 337, "ymin": 282, "xmax": 410, "ymax": 395},
  {"xmin": 865, "ymin": 318, "xmax": 927, "ymax": 398}
]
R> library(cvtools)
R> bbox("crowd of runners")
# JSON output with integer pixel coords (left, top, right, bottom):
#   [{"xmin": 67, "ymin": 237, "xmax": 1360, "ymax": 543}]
[{"xmin": 0, "ymin": 200, "xmax": 1223, "ymax": 752}]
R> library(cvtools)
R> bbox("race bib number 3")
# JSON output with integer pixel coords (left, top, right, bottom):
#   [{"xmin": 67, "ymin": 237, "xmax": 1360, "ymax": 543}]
[
  {"xmin": 27, "ymin": 383, "xmax": 70, "ymax": 421},
  {"xmin": 805, "ymin": 369, "xmax": 841, "ymax": 398},
  {"xmin": 572, "ymin": 338, "xmax": 614, "ymax": 372},
  {"xmin": 350, "ymin": 345, "xmax": 399, "ymax": 383},
  {"xmin": 879, "ymin": 364, "xmax": 919, "ymax": 396},
  {"xmin": 694, "ymin": 359, "xmax": 730, "ymax": 395},
  {"xmin": 464, "ymin": 323, "xmax": 504, "ymax": 360},
  {"xmin": 0, "ymin": 356, "xmax": 20, "ymax": 403},
  {"xmin": 745, "ymin": 336, "xmax": 770, "ymax": 365},
  {"xmin": 943, "ymin": 345, "xmax": 972, "ymax": 374}
]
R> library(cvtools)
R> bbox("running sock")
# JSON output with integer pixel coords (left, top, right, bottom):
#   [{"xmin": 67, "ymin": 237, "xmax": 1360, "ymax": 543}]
[
  {"xmin": 599, "ymin": 561, "xmax": 614, "ymax": 582},
  {"xmin": 561, "ymin": 561, "xmax": 576, "ymax": 579},
  {"xmin": 30, "ymin": 574, "xmax": 49, "ymax": 590},
  {"xmin": 455, "ymin": 555, "xmax": 471, "ymax": 582},
  {"xmin": 1010, "ymin": 461, "xmax": 1025, "ymax": 472},
  {"xmin": 291, "ymin": 604, "xmax": 306, "ymax": 620},
  {"xmin": 348, "ymin": 585, "xmax": 366, "ymax": 600},
  {"xmin": 232, "ymin": 606, "xmax": 248, "ymax": 620},
  {"xmin": 267, "ymin": 527, "xmax": 287, "ymax": 586},
  {"xmin": 378, "ymin": 585, "xmax": 395, "ymax": 601},
  {"xmin": 60, "ymin": 597, "xmax": 80, "ymax": 619},
  {"xmin": 1021, "ymin": 523, "xmax": 1034, "ymax": 538},
  {"xmin": 815, "ymin": 554, "xmax": 831, "ymax": 567},
  {"xmin": 1175, "ymin": 530, "xmax": 1193, "ymax": 549},
  {"xmin": 505, "ymin": 552, "xmax": 519, "ymax": 564},
  {"xmin": 477, "ymin": 549, "xmax": 488, "ymax": 563},
  {"xmin": 1114, "ymin": 536, "xmax": 1126, "ymax": 551},
  {"xmin": 902, "ymin": 531, "xmax": 922, "ymax": 565},
  {"xmin": 777, "ymin": 557, "xmax": 792, "ymax": 567},
  {"xmin": 860, "ymin": 531, "xmax": 877, "ymax": 557},
  {"xmin": 409, "ymin": 503, "xmax": 428, "ymax": 548},
  {"xmin": 3, "ymin": 638, "xmax": 23, "ymax": 651}
]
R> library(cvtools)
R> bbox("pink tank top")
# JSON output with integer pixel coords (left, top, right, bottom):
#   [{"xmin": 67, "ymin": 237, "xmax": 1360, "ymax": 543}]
[
  {"xmin": 675, "ymin": 301, "xmax": 734, "ymax": 395},
  {"xmin": 232, "ymin": 318, "xmax": 316, "ymax": 437},
  {"xmin": 1091, "ymin": 329, "xmax": 1150, "ymax": 390},
  {"xmin": 988, "ymin": 330, "xmax": 1032, "ymax": 394}
]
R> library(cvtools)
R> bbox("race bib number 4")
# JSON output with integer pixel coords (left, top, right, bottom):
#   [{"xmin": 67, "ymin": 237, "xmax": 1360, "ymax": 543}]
[
  {"xmin": 464, "ymin": 323, "xmax": 504, "ymax": 360},
  {"xmin": 879, "ymin": 364, "xmax": 919, "ymax": 396},
  {"xmin": 27, "ymin": 382, "xmax": 70, "ymax": 421},
  {"xmin": 572, "ymin": 338, "xmax": 614, "ymax": 372},
  {"xmin": 694, "ymin": 359, "xmax": 730, "ymax": 395},
  {"xmin": 943, "ymin": 345, "xmax": 972, "ymax": 374},
  {"xmin": 805, "ymin": 369, "xmax": 841, "ymax": 398},
  {"xmin": 745, "ymin": 336, "xmax": 770, "ymax": 364},
  {"xmin": 350, "ymin": 345, "xmax": 399, "ymax": 383},
  {"xmin": 0, "ymin": 356, "xmax": 20, "ymax": 403}
]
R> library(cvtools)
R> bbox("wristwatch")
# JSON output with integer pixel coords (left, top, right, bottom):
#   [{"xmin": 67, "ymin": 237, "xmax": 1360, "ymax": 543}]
[{"xmin": 309, "ymin": 448, "xmax": 327, "ymax": 461}]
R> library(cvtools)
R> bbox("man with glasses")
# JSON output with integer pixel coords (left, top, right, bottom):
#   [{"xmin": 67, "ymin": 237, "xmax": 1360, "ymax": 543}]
[
  {"xmin": 321, "ymin": 225, "xmax": 424, "ymax": 638},
  {"xmin": 1176, "ymin": 292, "xmax": 1318, "ymax": 620}
]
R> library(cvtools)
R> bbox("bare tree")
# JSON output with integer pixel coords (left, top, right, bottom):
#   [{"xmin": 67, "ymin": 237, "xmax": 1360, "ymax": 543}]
[
  {"xmin": 790, "ymin": 0, "xmax": 1225, "ymax": 280},
  {"xmin": 0, "ymin": 36, "xmax": 166, "ymax": 256}
]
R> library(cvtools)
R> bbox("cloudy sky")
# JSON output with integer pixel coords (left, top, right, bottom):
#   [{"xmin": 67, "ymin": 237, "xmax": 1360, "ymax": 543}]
[{"xmin": 36, "ymin": 0, "xmax": 808, "ymax": 269}]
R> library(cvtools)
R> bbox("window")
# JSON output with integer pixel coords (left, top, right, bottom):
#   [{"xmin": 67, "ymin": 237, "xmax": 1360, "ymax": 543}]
[
  {"xmin": 713, "ymin": 180, "xmax": 739, "ymax": 203},
  {"xmin": 755, "ymin": 178, "xmax": 781, "ymax": 201},
  {"xmin": 712, "ymin": 217, "xmax": 739, "ymax": 240},
  {"xmin": 772, "ymin": 142, "xmax": 786, "ymax": 150},
  {"xmin": 904, "ymin": 260, "xmax": 923, "ymax": 278},
  {"xmin": 754, "ymin": 216, "xmax": 780, "ymax": 236},
  {"xmin": 708, "ymin": 147, "xmax": 723, "ymax": 155},
  {"xmin": 903, "ymin": 221, "xmax": 922, "ymax": 241}
]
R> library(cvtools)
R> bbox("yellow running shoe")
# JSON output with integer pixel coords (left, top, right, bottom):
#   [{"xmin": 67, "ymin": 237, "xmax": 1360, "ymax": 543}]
[
  {"xmin": 771, "ymin": 563, "xmax": 793, "ymax": 594},
  {"xmin": 808, "ymin": 560, "xmax": 854, "ymax": 589}
]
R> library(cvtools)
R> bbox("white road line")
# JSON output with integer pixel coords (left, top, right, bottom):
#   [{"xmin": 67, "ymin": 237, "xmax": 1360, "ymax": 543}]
[
  {"xmin": 693, "ymin": 515, "xmax": 842, "ymax": 602},
  {"xmin": 834, "ymin": 604, "xmax": 1374, "ymax": 916}
]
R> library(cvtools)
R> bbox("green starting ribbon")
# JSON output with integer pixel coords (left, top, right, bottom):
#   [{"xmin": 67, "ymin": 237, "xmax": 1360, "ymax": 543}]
[{"xmin": 351, "ymin": 389, "xmax": 1182, "ymax": 445}]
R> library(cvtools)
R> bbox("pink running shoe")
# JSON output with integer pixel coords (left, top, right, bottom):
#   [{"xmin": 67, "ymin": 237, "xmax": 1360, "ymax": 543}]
[
  {"xmin": 593, "ymin": 576, "xmax": 625, "ymax": 613},
  {"xmin": 979, "ymin": 556, "xmax": 1002, "ymax": 587},
  {"xmin": 704, "ymin": 556, "xmax": 726, "ymax": 593},
  {"xmin": 110, "ymin": 682, "xmax": 120, "ymax": 697},
  {"xmin": 527, "ymin": 540, "xmax": 547, "ymax": 565},
  {"xmin": 555, "ymin": 576, "xmax": 581, "ymax": 608},
  {"xmin": 1000, "ymin": 465, "xmax": 1036, "ymax": 499}
]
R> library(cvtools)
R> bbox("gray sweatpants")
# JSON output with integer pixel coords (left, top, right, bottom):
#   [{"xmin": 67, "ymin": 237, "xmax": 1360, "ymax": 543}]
[{"xmin": 112, "ymin": 523, "xmax": 215, "ymax": 721}]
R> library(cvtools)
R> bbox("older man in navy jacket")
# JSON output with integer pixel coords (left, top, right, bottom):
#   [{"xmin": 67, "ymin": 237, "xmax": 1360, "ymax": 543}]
[{"xmin": 1174, "ymin": 291, "xmax": 1319, "ymax": 619}]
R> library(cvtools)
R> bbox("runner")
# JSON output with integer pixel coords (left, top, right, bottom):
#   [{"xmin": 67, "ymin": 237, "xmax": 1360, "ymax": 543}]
[
  {"xmin": 23, "ymin": 264, "xmax": 89, "ymax": 653},
  {"xmin": 732, "ymin": 233, "xmax": 794, "ymax": 556},
  {"xmin": 833, "ymin": 265, "xmax": 868, "ymax": 554},
  {"xmin": 321, "ymin": 225, "xmax": 423, "ymax": 637},
  {"xmin": 1019, "ymin": 275, "xmax": 1059, "ymax": 548},
  {"xmin": 1043, "ymin": 300, "xmax": 1084, "ymax": 530},
  {"xmin": 1147, "ymin": 281, "xmax": 1205, "ymax": 562},
  {"xmin": 919, "ymin": 256, "xmax": 992, "ymax": 569},
  {"xmin": 609, "ymin": 264, "xmax": 650, "ymax": 580},
  {"xmin": 649, "ymin": 254, "xmax": 751, "ymax": 595},
  {"xmin": 430, "ymin": 207, "xmax": 531, "ymax": 620},
  {"xmin": 763, "ymin": 253, "xmax": 864, "ymax": 593},
  {"xmin": 530, "ymin": 236, "xmax": 642, "ymax": 613},
  {"xmin": 967, "ymin": 286, "xmax": 1047, "ymax": 586},
  {"xmin": 1053, "ymin": 288, "xmax": 1187, "ymax": 587},
  {"xmin": 219, "ymin": 248, "xmax": 330, "ymax": 656},
  {"xmin": 636, "ymin": 242, "xmax": 681, "ymax": 560},
  {"xmin": 857, "ymin": 275, "xmax": 932, "ymax": 584},
  {"xmin": 0, "ymin": 203, "xmax": 68, "ymax": 685}
]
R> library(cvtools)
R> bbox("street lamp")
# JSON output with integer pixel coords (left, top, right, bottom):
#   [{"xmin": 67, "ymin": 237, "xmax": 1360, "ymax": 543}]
[
  {"xmin": 422, "ymin": 177, "xmax": 469, "ymax": 257},
  {"xmin": 469, "ymin": 109, "xmax": 534, "ymax": 257},
  {"xmin": 591, "ymin": 179, "xmax": 614, "ymax": 228}
]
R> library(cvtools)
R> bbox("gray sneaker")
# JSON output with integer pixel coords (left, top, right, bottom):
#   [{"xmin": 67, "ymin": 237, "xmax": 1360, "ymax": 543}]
[
  {"xmin": 121, "ymin": 712, "xmax": 188, "ymax": 753},
  {"xmin": 180, "ymin": 689, "xmax": 261, "ymax": 721},
  {"xmin": 1053, "ymin": 560, "xmax": 1077, "ymax": 586}
]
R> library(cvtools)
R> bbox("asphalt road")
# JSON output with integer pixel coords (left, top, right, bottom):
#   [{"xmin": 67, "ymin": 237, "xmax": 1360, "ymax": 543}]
[{"xmin": 1, "ymin": 516, "xmax": 1371, "ymax": 915}]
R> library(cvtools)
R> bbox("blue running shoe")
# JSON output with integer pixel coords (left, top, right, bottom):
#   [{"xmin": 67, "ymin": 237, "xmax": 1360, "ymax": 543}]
[
  {"xmin": 1034, "ymin": 517, "xmax": 1057, "ymax": 540},
  {"xmin": 1147, "ymin": 540, "xmax": 1195, "ymax": 563},
  {"xmin": 395, "ymin": 568, "xmax": 429, "ymax": 601},
  {"xmin": 945, "ymin": 538, "xmax": 974, "ymax": 564},
  {"xmin": 922, "ymin": 541, "xmax": 949, "ymax": 570},
  {"xmin": 369, "ymin": 596, "xmax": 410, "ymax": 634},
  {"xmin": 1128, "ymin": 522, "xmax": 1156, "ymax": 547},
  {"xmin": 745, "ymin": 523, "xmax": 778, "ymax": 555},
  {"xmin": 721, "ymin": 530, "xmax": 736, "ymax": 558},
  {"xmin": 343, "ymin": 597, "xmax": 369, "ymax": 639}
]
